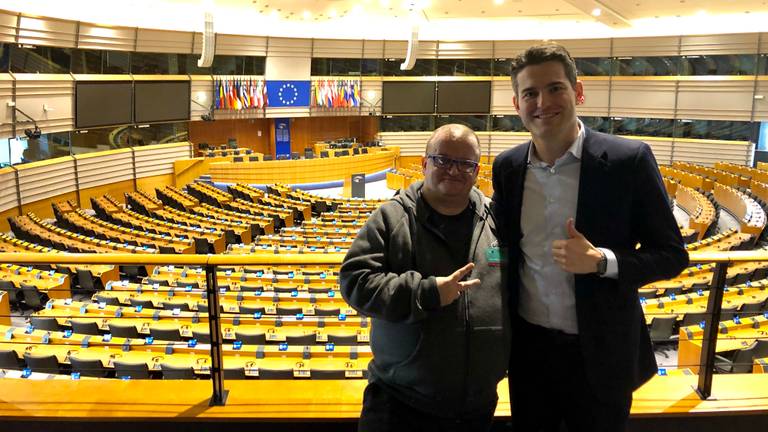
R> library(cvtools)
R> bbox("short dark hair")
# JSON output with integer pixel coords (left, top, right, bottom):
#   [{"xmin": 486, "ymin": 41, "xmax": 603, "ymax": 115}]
[{"xmin": 510, "ymin": 43, "xmax": 578, "ymax": 94}]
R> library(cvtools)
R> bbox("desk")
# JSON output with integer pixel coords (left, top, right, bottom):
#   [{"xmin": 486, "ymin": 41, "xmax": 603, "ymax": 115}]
[
  {"xmin": 678, "ymin": 315, "xmax": 768, "ymax": 372},
  {"xmin": 0, "ymin": 264, "xmax": 70, "ymax": 300},
  {"xmin": 208, "ymin": 148, "xmax": 398, "ymax": 184}
]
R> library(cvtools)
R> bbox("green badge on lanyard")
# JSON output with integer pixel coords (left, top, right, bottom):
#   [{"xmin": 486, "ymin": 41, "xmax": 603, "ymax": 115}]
[{"xmin": 486, "ymin": 246, "xmax": 501, "ymax": 266}]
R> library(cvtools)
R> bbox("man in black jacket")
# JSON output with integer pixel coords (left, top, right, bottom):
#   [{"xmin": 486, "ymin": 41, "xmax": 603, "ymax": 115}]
[
  {"xmin": 492, "ymin": 43, "xmax": 688, "ymax": 431},
  {"xmin": 340, "ymin": 124, "xmax": 509, "ymax": 432}
]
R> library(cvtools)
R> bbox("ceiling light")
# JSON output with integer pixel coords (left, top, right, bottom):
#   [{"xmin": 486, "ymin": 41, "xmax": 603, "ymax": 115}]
[
  {"xmin": 302, "ymin": 10, "xmax": 311, "ymax": 19},
  {"xmin": 328, "ymin": 9, "xmax": 338, "ymax": 18},
  {"xmin": 494, "ymin": 0, "xmax": 505, "ymax": 5},
  {"xmin": 591, "ymin": 8, "xmax": 601, "ymax": 17},
  {"xmin": 380, "ymin": 0, "xmax": 391, "ymax": 7}
]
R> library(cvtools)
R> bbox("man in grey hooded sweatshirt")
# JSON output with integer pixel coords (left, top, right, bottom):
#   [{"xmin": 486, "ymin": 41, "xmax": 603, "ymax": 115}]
[{"xmin": 340, "ymin": 124, "xmax": 510, "ymax": 432}]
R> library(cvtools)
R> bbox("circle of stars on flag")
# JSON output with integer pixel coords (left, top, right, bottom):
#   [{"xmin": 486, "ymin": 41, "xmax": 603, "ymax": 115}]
[{"xmin": 278, "ymin": 83, "xmax": 299, "ymax": 105}]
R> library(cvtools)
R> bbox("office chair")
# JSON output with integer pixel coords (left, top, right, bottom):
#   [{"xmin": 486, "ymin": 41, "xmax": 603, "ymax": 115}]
[
  {"xmin": 70, "ymin": 320, "xmax": 102, "ymax": 336},
  {"xmin": 129, "ymin": 298, "xmax": 155, "ymax": 309},
  {"xmin": 94, "ymin": 294, "xmax": 121, "ymax": 306},
  {"xmin": 192, "ymin": 329, "xmax": 211, "ymax": 344},
  {"xmin": 311, "ymin": 369, "xmax": 347, "ymax": 379},
  {"xmin": 30, "ymin": 316, "xmax": 61, "ymax": 332},
  {"xmin": 162, "ymin": 301, "xmax": 190, "ymax": 312},
  {"xmin": 239, "ymin": 304, "xmax": 266, "ymax": 315},
  {"xmin": 239, "ymin": 284, "xmax": 264, "ymax": 293},
  {"xmin": 315, "ymin": 307, "xmax": 341, "ymax": 317},
  {"xmin": 149, "ymin": 326, "xmax": 183, "ymax": 342},
  {"xmin": 20, "ymin": 283, "xmax": 48, "ymax": 310},
  {"xmin": 285, "ymin": 333, "xmax": 317, "ymax": 346},
  {"xmin": 327, "ymin": 334, "xmax": 358, "ymax": 346},
  {"xmin": 276, "ymin": 306, "xmax": 303, "ymax": 316},
  {"xmin": 196, "ymin": 303, "xmax": 209, "ymax": 313},
  {"xmin": 649, "ymin": 316, "xmax": 677, "ymax": 342},
  {"xmin": 257, "ymin": 368, "xmax": 294, "ymax": 379},
  {"xmin": 0, "ymin": 349, "xmax": 22, "ymax": 370},
  {"xmin": 145, "ymin": 278, "xmax": 169, "ymax": 287},
  {"xmin": 175, "ymin": 281, "xmax": 200, "ymax": 290},
  {"xmin": 158, "ymin": 245, "xmax": 177, "ymax": 254},
  {"xmin": 224, "ymin": 367, "xmax": 247, "ymax": 379},
  {"xmin": 0, "ymin": 280, "xmax": 21, "ymax": 309}
]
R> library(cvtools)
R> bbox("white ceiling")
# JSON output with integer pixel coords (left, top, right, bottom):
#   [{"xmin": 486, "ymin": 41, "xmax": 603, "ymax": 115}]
[{"xmin": 4, "ymin": 0, "xmax": 768, "ymax": 40}]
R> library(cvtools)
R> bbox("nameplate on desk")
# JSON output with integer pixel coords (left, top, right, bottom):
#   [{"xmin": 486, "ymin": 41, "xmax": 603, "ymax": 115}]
[
  {"xmin": 41, "ymin": 332, "xmax": 50, "ymax": 344},
  {"xmin": 734, "ymin": 315, "xmax": 741, "ymax": 324},
  {"xmin": 338, "ymin": 313, "xmax": 347, "ymax": 321},
  {"xmin": 153, "ymin": 283, "xmax": 160, "ymax": 290},
  {"xmin": 167, "ymin": 288, "xmax": 175, "ymax": 297},
  {"xmin": 188, "ymin": 339, "xmax": 197, "ymax": 348},
  {"xmin": 697, "ymin": 289, "xmax": 704, "ymax": 296},
  {"xmin": 192, "ymin": 313, "xmax": 200, "ymax": 324},
  {"xmin": 135, "ymin": 305, "xmax": 143, "ymax": 313},
  {"xmin": 349, "ymin": 346, "xmax": 359, "ymax": 360},
  {"xmin": 184, "ymin": 285, "xmax": 193, "ymax": 292},
  {"xmin": 325, "ymin": 342, "xmax": 335, "ymax": 352},
  {"xmin": 24, "ymin": 324, "xmax": 34, "ymax": 334},
  {"xmin": 296, "ymin": 313, "xmax": 305, "ymax": 320},
  {"xmin": 71, "ymin": 372, "xmax": 81, "ymax": 380}
]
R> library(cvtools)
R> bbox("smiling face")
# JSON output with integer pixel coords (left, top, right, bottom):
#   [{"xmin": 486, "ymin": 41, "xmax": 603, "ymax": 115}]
[
  {"xmin": 513, "ymin": 60, "xmax": 584, "ymax": 150},
  {"xmin": 422, "ymin": 125, "xmax": 480, "ymax": 202}
]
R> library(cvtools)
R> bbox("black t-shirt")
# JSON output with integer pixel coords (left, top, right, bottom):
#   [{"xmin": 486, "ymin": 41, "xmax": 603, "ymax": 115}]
[{"xmin": 427, "ymin": 202, "xmax": 475, "ymax": 269}]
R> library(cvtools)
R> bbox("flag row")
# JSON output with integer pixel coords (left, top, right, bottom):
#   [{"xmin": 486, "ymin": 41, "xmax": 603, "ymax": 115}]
[
  {"xmin": 214, "ymin": 78, "xmax": 267, "ymax": 110},
  {"xmin": 312, "ymin": 79, "xmax": 361, "ymax": 108}
]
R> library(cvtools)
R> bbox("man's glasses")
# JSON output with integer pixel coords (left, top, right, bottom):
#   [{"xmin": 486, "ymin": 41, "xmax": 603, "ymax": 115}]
[{"xmin": 426, "ymin": 154, "xmax": 479, "ymax": 173}]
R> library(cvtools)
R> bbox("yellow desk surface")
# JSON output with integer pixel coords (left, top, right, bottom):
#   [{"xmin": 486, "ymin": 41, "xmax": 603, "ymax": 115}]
[{"xmin": 2, "ymin": 374, "xmax": 768, "ymax": 419}]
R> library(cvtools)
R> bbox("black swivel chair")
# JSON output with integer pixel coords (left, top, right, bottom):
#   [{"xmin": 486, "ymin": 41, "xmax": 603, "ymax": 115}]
[
  {"xmin": 93, "ymin": 294, "xmax": 121, "ymax": 306},
  {"xmin": 649, "ymin": 316, "xmax": 677, "ymax": 343},
  {"xmin": 0, "ymin": 280, "xmax": 21, "ymax": 310},
  {"xmin": 311, "ymin": 369, "xmax": 347, "ymax": 379},
  {"xmin": 70, "ymin": 320, "xmax": 102, "ymax": 336},
  {"xmin": 158, "ymin": 245, "xmax": 177, "ymax": 254},
  {"xmin": 235, "ymin": 331, "xmax": 266, "ymax": 345},
  {"xmin": 129, "ymin": 298, "xmax": 155, "ymax": 309},
  {"xmin": 224, "ymin": 367, "xmax": 247, "ymax": 379},
  {"xmin": 76, "ymin": 269, "xmax": 100, "ymax": 293},
  {"xmin": 30, "ymin": 316, "xmax": 61, "ymax": 332},
  {"xmin": 239, "ymin": 304, "xmax": 266, "ymax": 315},
  {"xmin": 192, "ymin": 330, "xmax": 211, "ymax": 344},
  {"xmin": 257, "ymin": 368, "xmax": 294, "ymax": 379},
  {"xmin": 149, "ymin": 326, "xmax": 183, "ymax": 342},
  {"xmin": 327, "ymin": 334, "xmax": 358, "ymax": 346},
  {"xmin": 163, "ymin": 301, "xmax": 191, "ymax": 312},
  {"xmin": 20, "ymin": 283, "xmax": 48, "ymax": 310},
  {"xmin": 0, "ymin": 349, "xmax": 22, "ymax": 370},
  {"xmin": 285, "ymin": 333, "xmax": 317, "ymax": 346}
]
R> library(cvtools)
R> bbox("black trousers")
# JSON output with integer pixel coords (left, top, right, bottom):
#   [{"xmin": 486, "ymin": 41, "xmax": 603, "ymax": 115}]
[
  {"xmin": 357, "ymin": 381, "xmax": 495, "ymax": 432},
  {"xmin": 510, "ymin": 318, "xmax": 632, "ymax": 432}
]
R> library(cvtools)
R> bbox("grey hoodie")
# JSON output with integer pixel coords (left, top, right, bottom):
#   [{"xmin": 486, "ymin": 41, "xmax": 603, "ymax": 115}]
[{"xmin": 340, "ymin": 181, "xmax": 510, "ymax": 418}]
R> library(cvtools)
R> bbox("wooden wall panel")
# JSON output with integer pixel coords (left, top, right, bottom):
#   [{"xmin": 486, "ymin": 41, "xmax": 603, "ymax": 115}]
[
  {"xmin": 135, "ymin": 29, "xmax": 193, "ymax": 54},
  {"xmin": 754, "ymin": 79, "xmax": 768, "ymax": 121},
  {"xmin": 676, "ymin": 79, "xmax": 756, "ymax": 121},
  {"xmin": 489, "ymin": 133, "xmax": 530, "ymax": 157},
  {"xmin": 672, "ymin": 139, "xmax": 751, "ymax": 166},
  {"xmin": 363, "ymin": 40, "xmax": 384, "ymax": 59},
  {"xmin": 437, "ymin": 41, "xmax": 493, "ymax": 59},
  {"xmin": 16, "ymin": 158, "xmax": 77, "ymax": 205},
  {"xmin": 21, "ymin": 190, "xmax": 78, "ymax": 221},
  {"xmin": 612, "ymin": 36, "xmax": 681, "ymax": 57},
  {"xmin": 74, "ymin": 150, "xmax": 134, "ymax": 189},
  {"xmin": 0, "ymin": 168, "xmax": 18, "ymax": 213},
  {"xmin": 77, "ymin": 22, "xmax": 135, "ymax": 51},
  {"xmin": 267, "ymin": 38, "xmax": 313, "ymax": 58},
  {"xmin": 493, "ymin": 41, "xmax": 538, "ymax": 58},
  {"xmin": 680, "ymin": 33, "xmax": 760, "ymax": 56},
  {"xmin": 560, "ymin": 38, "xmax": 612, "ymax": 58},
  {"xmin": 289, "ymin": 116, "xmax": 378, "ymax": 154},
  {"xmin": 17, "ymin": 15, "xmax": 76, "ymax": 48},
  {"xmin": 13, "ymin": 74, "xmax": 74, "ymax": 133},
  {"xmin": 0, "ymin": 10, "xmax": 17, "ymax": 44},
  {"xmin": 0, "ymin": 74, "xmax": 13, "ymax": 138},
  {"xmin": 77, "ymin": 179, "xmax": 134, "ymax": 209},
  {"xmin": 215, "ymin": 34, "xmax": 268, "ymax": 56},
  {"xmin": 189, "ymin": 118, "xmax": 271, "ymax": 153},
  {"xmin": 134, "ymin": 142, "xmax": 192, "ymax": 178},
  {"xmin": 610, "ymin": 79, "xmax": 677, "ymax": 119},
  {"xmin": 491, "ymin": 80, "xmax": 515, "ymax": 114},
  {"xmin": 579, "ymin": 78, "xmax": 610, "ymax": 117},
  {"xmin": 312, "ymin": 39, "xmax": 364, "ymax": 58},
  {"xmin": 378, "ymin": 131, "xmax": 431, "ymax": 156}
]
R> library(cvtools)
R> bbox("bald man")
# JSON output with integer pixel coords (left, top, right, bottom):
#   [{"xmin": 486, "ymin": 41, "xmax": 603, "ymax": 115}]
[{"xmin": 341, "ymin": 124, "xmax": 509, "ymax": 432}]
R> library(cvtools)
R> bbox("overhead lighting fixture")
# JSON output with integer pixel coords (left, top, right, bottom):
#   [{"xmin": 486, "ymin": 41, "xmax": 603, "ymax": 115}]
[
  {"xmin": 494, "ymin": 0, "xmax": 505, "ymax": 5},
  {"xmin": 302, "ymin": 10, "xmax": 311, "ymax": 19},
  {"xmin": 328, "ymin": 9, "xmax": 338, "ymax": 18},
  {"xmin": 591, "ymin": 8, "xmax": 602, "ymax": 17}
]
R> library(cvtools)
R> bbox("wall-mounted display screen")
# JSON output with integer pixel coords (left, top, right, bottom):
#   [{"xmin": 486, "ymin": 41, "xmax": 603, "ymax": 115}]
[
  {"xmin": 437, "ymin": 81, "xmax": 491, "ymax": 114},
  {"xmin": 75, "ymin": 81, "xmax": 133, "ymax": 129},
  {"xmin": 134, "ymin": 81, "xmax": 191, "ymax": 124},
  {"xmin": 382, "ymin": 81, "xmax": 436, "ymax": 114}
]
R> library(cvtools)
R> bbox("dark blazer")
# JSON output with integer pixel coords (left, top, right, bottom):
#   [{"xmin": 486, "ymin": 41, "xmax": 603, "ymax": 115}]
[{"xmin": 491, "ymin": 127, "xmax": 689, "ymax": 402}]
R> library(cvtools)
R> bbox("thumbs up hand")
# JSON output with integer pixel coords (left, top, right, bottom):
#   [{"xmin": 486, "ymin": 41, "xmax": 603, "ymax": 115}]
[{"xmin": 551, "ymin": 218, "xmax": 603, "ymax": 274}]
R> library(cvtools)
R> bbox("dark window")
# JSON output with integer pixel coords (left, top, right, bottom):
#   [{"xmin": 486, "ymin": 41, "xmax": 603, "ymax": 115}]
[
  {"xmin": 674, "ymin": 119, "xmax": 753, "ymax": 141},
  {"xmin": 181, "ymin": 54, "xmax": 211, "ymax": 75},
  {"xmin": 103, "ymin": 50, "xmax": 131, "ymax": 74},
  {"xmin": 311, "ymin": 58, "xmax": 361, "ymax": 76},
  {"xmin": 132, "ymin": 52, "xmax": 183, "ymax": 74},
  {"xmin": 71, "ymin": 126, "xmax": 122, "ymax": 154},
  {"xmin": 575, "ymin": 58, "xmax": 612, "ymax": 76},
  {"xmin": 211, "ymin": 55, "xmax": 264, "ymax": 75},
  {"xmin": 382, "ymin": 58, "xmax": 436, "ymax": 76},
  {"xmin": 759, "ymin": 54, "xmax": 768, "ymax": 75},
  {"xmin": 680, "ymin": 54, "xmax": 757, "ymax": 76},
  {"xmin": 127, "ymin": 122, "xmax": 188, "ymax": 146},
  {"xmin": 612, "ymin": 117, "xmax": 674, "ymax": 137},
  {"xmin": 71, "ymin": 49, "xmax": 102, "ymax": 74},
  {"xmin": 17, "ymin": 132, "xmax": 71, "ymax": 164},
  {"xmin": 10, "ymin": 45, "xmax": 71, "ymax": 74},
  {"xmin": 493, "ymin": 58, "xmax": 511, "ymax": 77},
  {"xmin": 435, "ymin": 115, "xmax": 488, "ymax": 131},
  {"xmin": 0, "ymin": 43, "xmax": 10, "ymax": 72},
  {"xmin": 379, "ymin": 115, "xmax": 435, "ymax": 132},
  {"xmin": 613, "ymin": 56, "xmax": 678, "ymax": 76},
  {"xmin": 581, "ymin": 116, "xmax": 612, "ymax": 134},
  {"xmin": 361, "ymin": 58, "xmax": 381, "ymax": 76},
  {"xmin": 491, "ymin": 115, "xmax": 526, "ymax": 132},
  {"xmin": 437, "ymin": 59, "xmax": 492, "ymax": 76}
]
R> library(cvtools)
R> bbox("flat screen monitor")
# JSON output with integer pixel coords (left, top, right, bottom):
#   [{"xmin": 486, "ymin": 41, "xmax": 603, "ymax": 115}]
[
  {"xmin": 134, "ymin": 81, "xmax": 191, "ymax": 123},
  {"xmin": 75, "ymin": 81, "xmax": 133, "ymax": 129},
  {"xmin": 437, "ymin": 81, "xmax": 491, "ymax": 114},
  {"xmin": 382, "ymin": 81, "xmax": 435, "ymax": 114}
]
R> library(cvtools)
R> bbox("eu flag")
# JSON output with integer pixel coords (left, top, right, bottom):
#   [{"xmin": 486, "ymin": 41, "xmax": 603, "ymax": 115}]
[{"xmin": 266, "ymin": 81, "xmax": 311, "ymax": 108}]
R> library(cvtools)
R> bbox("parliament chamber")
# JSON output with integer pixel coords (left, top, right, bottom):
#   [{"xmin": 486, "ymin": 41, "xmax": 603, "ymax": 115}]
[{"xmin": 1, "ymin": 1, "xmax": 768, "ymax": 431}]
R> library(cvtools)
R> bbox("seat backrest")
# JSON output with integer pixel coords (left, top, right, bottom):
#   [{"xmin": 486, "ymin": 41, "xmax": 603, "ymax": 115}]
[
  {"xmin": 235, "ymin": 331, "xmax": 266, "ymax": 345},
  {"xmin": 731, "ymin": 345, "xmax": 757, "ymax": 373},
  {"xmin": 311, "ymin": 369, "xmax": 346, "ymax": 379},
  {"xmin": 71, "ymin": 320, "xmax": 101, "ymax": 336},
  {"xmin": 114, "ymin": 360, "xmax": 150, "ymax": 379},
  {"xmin": 0, "ymin": 349, "xmax": 20, "ymax": 370},
  {"xmin": 160, "ymin": 363, "xmax": 196, "ymax": 379},
  {"xmin": 285, "ymin": 333, "xmax": 317, "ymax": 346},
  {"xmin": 163, "ymin": 302, "xmax": 190, "ymax": 312},
  {"xmin": 327, "ymin": 334, "xmax": 358, "ymax": 346},
  {"xmin": 70, "ymin": 356, "xmax": 108, "ymax": 378},
  {"xmin": 149, "ymin": 326, "xmax": 182, "ymax": 341},
  {"xmin": 649, "ymin": 316, "xmax": 676, "ymax": 341},
  {"xmin": 23, "ymin": 352, "xmax": 60, "ymax": 374},
  {"xmin": 258, "ymin": 368, "xmax": 294, "ymax": 379},
  {"xmin": 224, "ymin": 367, "xmax": 246, "ymax": 379},
  {"xmin": 20, "ymin": 283, "xmax": 44, "ymax": 309},
  {"xmin": 94, "ymin": 294, "xmax": 120, "ymax": 306},
  {"xmin": 192, "ymin": 330, "xmax": 211, "ymax": 344},
  {"xmin": 30, "ymin": 316, "xmax": 61, "ymax": 331},
  {"xmin": 108, "ymin": 322, "xmax": 140, "ymax": 339}
]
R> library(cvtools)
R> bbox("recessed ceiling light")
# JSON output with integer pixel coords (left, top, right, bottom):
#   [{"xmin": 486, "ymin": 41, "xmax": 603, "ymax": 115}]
[
  {"xmin": 591, "ymin": 8, "xmax": 601, "ymax": 17},
  {"xmin": 329, "ymin": 9, "xmax": 338, "ymax": 18},
  {"xmin": 494, "ymin": 0, "xmax": 505, "ymax": 5},
  {"xmin": 302, "ymin": 10, "xmax": 311, "ymax": 19}
]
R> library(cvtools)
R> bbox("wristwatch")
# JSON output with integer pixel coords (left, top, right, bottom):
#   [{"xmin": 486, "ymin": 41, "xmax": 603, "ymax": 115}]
[{"xmin": 596, "ymin": 249, "xmax": 607, "ymax": 276}]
